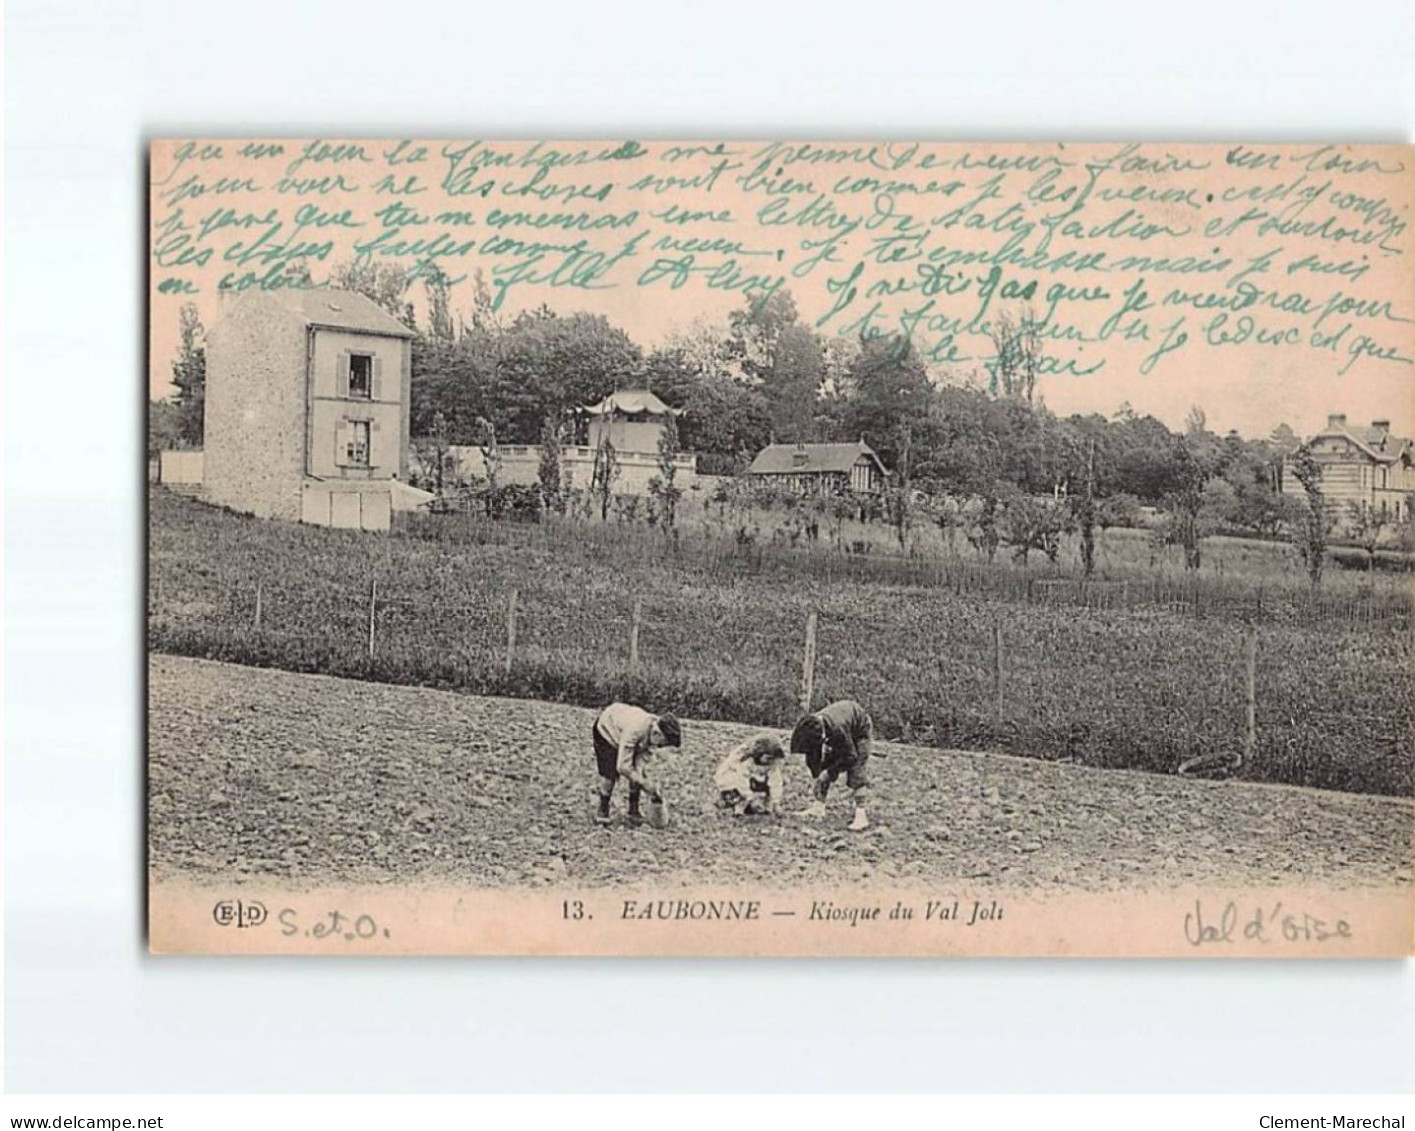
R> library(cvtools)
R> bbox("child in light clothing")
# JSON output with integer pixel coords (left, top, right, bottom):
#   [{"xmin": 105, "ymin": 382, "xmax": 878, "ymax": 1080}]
[
  {"xmin": 592, "ymin": 702, "xmax": 682, "ymax": 826},
  {"xmin": 714, "ymin": 734, "xmax": 787, "ymax": 816}
]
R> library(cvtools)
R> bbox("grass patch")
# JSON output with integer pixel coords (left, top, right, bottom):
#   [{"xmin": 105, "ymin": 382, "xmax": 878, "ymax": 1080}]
[{"xmin": 149, "ymin": 488, "xmax": 1414, "ymax": 797}]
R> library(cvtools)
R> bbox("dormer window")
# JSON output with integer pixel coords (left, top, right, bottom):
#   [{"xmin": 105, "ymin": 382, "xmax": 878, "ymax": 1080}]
[{"xmin": 348, "ymin": 354, "xmax": 373, "ymax": 399}]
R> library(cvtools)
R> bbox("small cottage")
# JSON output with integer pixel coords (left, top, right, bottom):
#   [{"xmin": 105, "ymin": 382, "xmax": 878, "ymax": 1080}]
[
  {"xmin": 204, "ymin": 289, "xmax": 417, "ymax": 531},
  {"xmin": 746, "ymin": 441, "xmax": 887, "ymax": 494}
]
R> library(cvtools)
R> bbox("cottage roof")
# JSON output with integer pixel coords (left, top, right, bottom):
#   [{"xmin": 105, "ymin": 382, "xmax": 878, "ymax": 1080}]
[
  {"xmin": 581, "ymin": 389, "xmax": 683, "ymax": 417},
  {"xmin": 270, "ymin": 288, "xmax": 416, "ymax": 339},
  {"xmin": 1308, "ymin": 420, "xmax": 1413, "ymax": 464},
  {"xmin": 747, "ymin": 441, "xmax": 887, "ymax": 476}
]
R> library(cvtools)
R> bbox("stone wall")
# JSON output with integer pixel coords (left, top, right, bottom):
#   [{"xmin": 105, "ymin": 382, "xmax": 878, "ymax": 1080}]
[{"xmin": 446, "ymin": 444, "xmax": 698, "ymax": 496}]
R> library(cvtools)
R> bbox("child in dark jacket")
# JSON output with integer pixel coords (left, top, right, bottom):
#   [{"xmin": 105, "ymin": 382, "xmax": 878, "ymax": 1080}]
[{"xmin": 790, "ymin": 699, "xmax": 874, "ymax": 832}]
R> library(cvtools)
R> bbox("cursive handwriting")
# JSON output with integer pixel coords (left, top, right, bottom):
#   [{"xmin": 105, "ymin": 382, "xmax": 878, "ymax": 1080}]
[{"xmin": 1183, "ymin": 899, "xmax": 1353, "ymax": 948}]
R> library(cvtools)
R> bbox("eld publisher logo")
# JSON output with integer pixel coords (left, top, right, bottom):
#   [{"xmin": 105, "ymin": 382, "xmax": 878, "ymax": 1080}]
[{"xmin": 212, "ymin": 899, "xmax": 268, "ymax": 929}]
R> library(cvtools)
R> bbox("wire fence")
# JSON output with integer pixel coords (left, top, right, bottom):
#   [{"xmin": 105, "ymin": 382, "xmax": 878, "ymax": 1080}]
[{"xmin": 148, "ymin": 567, "xmax": 1415, "ymax": 798}]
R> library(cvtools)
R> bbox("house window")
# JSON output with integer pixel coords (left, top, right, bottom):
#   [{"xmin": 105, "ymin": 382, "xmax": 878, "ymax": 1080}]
[
  {"xmin": 343, "ymin": 420, "xmax": 371, "ymax": 467},
  {"xmin": 348, "ymin": 354, "xmax": 374, "ymax": 399}
]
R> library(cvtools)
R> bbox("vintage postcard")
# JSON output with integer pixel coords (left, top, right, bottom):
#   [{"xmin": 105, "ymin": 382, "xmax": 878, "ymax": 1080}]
[{"xmin": 147, "ymin": 138, "xmax": 1414, "ymax": 956}]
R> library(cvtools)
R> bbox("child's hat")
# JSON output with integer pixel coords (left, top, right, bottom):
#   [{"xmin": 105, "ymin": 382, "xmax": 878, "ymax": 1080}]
[{"xmin": 790, "ymin": 714, "xmax": 824, "ymax": 753}]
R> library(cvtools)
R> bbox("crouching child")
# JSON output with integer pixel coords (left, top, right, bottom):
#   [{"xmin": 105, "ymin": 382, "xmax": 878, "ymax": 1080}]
[
  {"xmin": 790, "ymin": 699, "xmax": 875, "ymax": 832},
  {"xmin": 714, "ymin": 734, "xmax": 786, "ymax": 817},
  {"xmin": 592, "ymin": 702, "xmax": 682, "ymax": 826}
]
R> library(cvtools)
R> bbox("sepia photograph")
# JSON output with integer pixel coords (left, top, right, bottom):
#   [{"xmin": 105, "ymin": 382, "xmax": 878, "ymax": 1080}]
[
  {"xmin": 145, "ymin": 138, "xmax": 1415, "ymax": 956},
  {"xmin": 13, "ymin": 0, "xmax": 1415, "ymax": 1113}
]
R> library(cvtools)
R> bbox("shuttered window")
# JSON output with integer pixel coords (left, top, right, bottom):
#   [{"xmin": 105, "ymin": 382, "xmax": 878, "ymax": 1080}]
[
  {"xmin": 336, "ymin": 420, "xmax": 371, "ymax": 467},
  {"xmin": 335, "ymin": 350, "xmax": 351, "ymax": 398}
]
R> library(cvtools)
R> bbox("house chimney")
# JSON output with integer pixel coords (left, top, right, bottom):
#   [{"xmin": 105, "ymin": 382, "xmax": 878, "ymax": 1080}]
[
  {"xmin": 1371, "ymin": 419, "xmax": 1391, "ymax": 436},
  {"xmin": 1327, "ymin": 413, "xmax": 1347, "ymax": 429}
]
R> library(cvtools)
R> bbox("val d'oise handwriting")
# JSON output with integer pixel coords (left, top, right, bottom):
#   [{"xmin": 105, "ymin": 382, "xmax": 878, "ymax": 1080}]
[{"xmin": 1183, "ymin": 899, "xmax": 1352, "ymax": 947}]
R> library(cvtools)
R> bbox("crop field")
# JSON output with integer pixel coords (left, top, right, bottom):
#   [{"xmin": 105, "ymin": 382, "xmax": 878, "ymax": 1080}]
[
  {"xmin": 147, "ymin": 655, "xmax": 1415, "ymax": 891},
  {"xmin": 148, "ymin": 488, "xmax": 1415, "ymax": 797}
]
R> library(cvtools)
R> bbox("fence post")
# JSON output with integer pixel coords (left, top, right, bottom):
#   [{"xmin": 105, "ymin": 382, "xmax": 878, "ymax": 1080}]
[
  {"xmin": 629, "ymin": 596, "xmax": 642, "ymax": 674},
  {"xmin": 799, "ymin": 610, "xmax": 818, "ymax": 713},
  {"xmin": 254, "ymin": 580, "xmax": 263, "ymax": 630},
  {"xmin": 1242, "ymin": 626, "xmax": 1258, "ymax": 767},
  {"xmin": 992, "ymin": 618, "xmax": 1004, "ymax": 727},
  {"xmin": 367, "ymin": 578, "xmax": 377, "ymax": 657},
  {"xmin": 505, "ymin": 588, "xmax": 519, "ymax": 675}
]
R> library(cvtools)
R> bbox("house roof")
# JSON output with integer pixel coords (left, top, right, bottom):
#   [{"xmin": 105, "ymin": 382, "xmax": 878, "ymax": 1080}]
[
  {"xmin": 747, "ymin": 441, "xmax": 887, "ymax": 476},
  {"xmin": 581, "ymin": 389, "xmax": 683, "ymax": 417},
  {"xmin": 1307, "ymin": 421, "xmax": 1412, "ymax": 464},
  {"xmin": 271, "ymin": 288, "xmax": 416, "ymax": 338}
]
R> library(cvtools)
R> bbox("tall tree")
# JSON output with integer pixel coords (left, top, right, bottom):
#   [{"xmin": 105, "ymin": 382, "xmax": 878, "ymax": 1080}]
[
  {"xmin": 987, "ymin": 306, "xmax": 1042, "ymax": 404},
  {"xmin": 829, "ymin": 333, "xmax": 934, "ymax": 469},
  {"xmin": 1288, "ymin": 447, "xmax": 1329, "ymax": 586},
  {"xmin": 590, "ymin": 432, "xmax": 620, "ymax": 522},
  {"xmin": 492, "ymin": 310, "xmax": 642, "ymax": 443},
  {"xmin": 647, "ymin": 414, "xmax": 684, "ymax": 539},
  {"xmin": 170, "ymin": 302, "xmax": 206, "ymax": 446},
  {"xmin": 329, "ymin": 257, "xmax": 416, "ymax": 327},
  {"xmin": 1161, "ymin": 434, "xmax": 1216, "ymax": 570},
  {"xmin": 424, "ymin": 265, "xmax": 456, "ymax": 346},
  {"xmin": 728, "ymin": 291, "xmax": 825, "ymax": 442},
  {"xmin": 537, "ymin": 414, "xmax": 566, "ymax": 516}
]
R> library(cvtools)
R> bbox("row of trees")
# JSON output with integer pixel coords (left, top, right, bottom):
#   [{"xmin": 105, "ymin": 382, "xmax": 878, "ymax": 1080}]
[{"xmin": 154, "ymin": 257, "xmax": 1405, "ymax": 581}]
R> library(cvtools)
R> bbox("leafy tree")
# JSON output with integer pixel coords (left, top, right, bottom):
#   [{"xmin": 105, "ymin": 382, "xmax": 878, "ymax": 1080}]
[
  {"xmin": 999, "ymin": 490, "xmax": 1071, "ymax": 565},
  {"xmin": 1158, "ymin": 435, "xmax": 1222, "ymax": 570},
  {"xmin": 492, "ymin": 309, "xmax": 641, "ymax": 443},
  {"xmin": 986, "ymin": 306, "xmax": 1042, "ymax": 403},
  {"xmin": 537, "ymin": 415, "xmax": 567, "ymax": 516},
  {"xmin": 828, "ymin": 333, "xmax": 934, "ymax": 469},
  {"xmin": 148, "ymin": 399, "xmax": 186, "ymax": 460},
  {"xmin": 728, "ymin": 289, "xmax": 800, "ymax": 375},
  {"xmin": 424, "ymin": 266, "xmax": 456, "ymax": 345},
  {"xmin": 476, "ymin": 417, "xmax": 502, "ymax": 499},
  {"xmin": 329, "ymin": 257, "xmax": 416, "ymax": 327},
  {"xmin": 764, "ymin": 324, "xmax": 826, "ymax": 441},
  {"xmin": 1075, "ymin": 436, "xmax": 1098, "ymax": 578},
  {"xmin": 170, "ymin": 303, "xmax": 207, "ymax": 446},
  {"xmin": 647, "ymin": 414, "xmax": 684, "ymax": 538},
  {"xmin": 1096, "ymin": 492, "xmax": 1141, "ymax": 538},
  {"xmin": 642, "ymin": 342, "xmax": 772, "ymax": 474},
  {"xmin": 1345, "ymin": 502, "xmax": 1390, "ymax": 571},
  {"xmin": 410, "ymin": 410, "xmax": 458, "ymax": 498},
  {"xmin": 1288, "ymin": 447, "xmax": 1330, "ymax": 586},
  {"xmin": 963, "ymin": 495, "xmax": 1001, "ymax": 563},
  {"xmin": 728, "ymin": 291, "xmax": 826, "ymax": 442},
  {"xmin": 591, "ymin": 432, "xmax": 620, "ymax": 522}
]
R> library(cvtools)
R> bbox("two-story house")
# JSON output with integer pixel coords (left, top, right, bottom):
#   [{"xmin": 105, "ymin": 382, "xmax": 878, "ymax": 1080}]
[
  {"xmin": 203, "ymin": 289, "xmax": 415, "ymax": 532},
  {"xmin": 1282, "ymin": 413, "xmax": 1415, "ymax": 521}
]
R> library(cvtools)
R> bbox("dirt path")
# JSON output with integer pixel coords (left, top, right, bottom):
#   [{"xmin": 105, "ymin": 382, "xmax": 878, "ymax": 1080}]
[{"xmin": 148, "ymin": 655, "xmax": 1415, "ymax": 892}]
